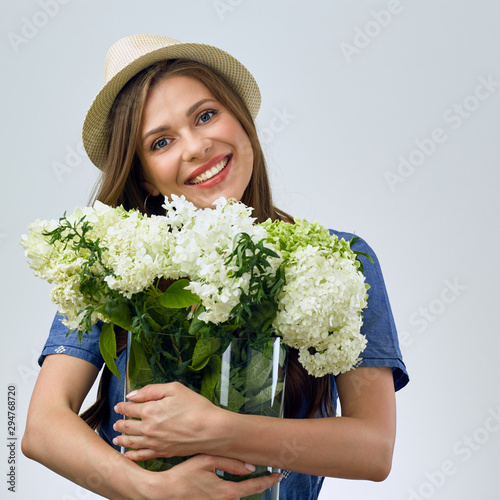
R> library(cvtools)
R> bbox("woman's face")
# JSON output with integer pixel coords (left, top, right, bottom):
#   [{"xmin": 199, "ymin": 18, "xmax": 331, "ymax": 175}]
[{"xmin": 137, "ymin": 74, "xmax": 254, "ymax": 209}]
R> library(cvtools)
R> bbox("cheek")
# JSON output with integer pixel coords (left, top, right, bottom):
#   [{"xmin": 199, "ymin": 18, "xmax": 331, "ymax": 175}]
[
  {"xmin": 143, "ymin": 157, "xmax": 177, "ymax": 185},
  {"xmin": 235, "ymin": 130, "xmax": 254, "ymax": 164},
  {"xmin": 138, "ymin": 153, "xmax": 156, "ymax": 182}
]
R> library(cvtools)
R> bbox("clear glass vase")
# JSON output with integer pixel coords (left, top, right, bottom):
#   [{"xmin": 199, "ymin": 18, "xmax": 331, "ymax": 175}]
[{"xmin": 124, "ymin": 332, "xmax": 286, "ymax": 500}]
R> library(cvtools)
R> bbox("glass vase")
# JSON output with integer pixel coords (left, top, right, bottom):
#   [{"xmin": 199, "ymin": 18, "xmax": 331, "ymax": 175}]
[{"xmin": 124, "ymin": 332, "xmax": 286, "ymax": 500}]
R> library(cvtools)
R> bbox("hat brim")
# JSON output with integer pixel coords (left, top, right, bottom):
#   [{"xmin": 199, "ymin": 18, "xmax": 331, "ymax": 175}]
[{"xmin": 83, "ymin": 40, "xmax": 261, "ymax": 170}]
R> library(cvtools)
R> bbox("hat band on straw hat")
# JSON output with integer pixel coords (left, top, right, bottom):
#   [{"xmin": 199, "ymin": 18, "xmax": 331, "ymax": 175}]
[{"xmin": 82, "ymin": 34, "xmax": 261, "ymax": 170}]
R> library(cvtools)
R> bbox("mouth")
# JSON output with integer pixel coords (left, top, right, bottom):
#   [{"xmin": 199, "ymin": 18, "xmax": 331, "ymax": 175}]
[{"xmin": 187, "ymin": 155, "xmax": 231, "ymax": 185}]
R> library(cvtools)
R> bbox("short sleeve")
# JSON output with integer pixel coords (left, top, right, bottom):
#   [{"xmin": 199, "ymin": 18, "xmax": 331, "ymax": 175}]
[
  {"xmin": 330, "ymin": 230, "xmax": 409, "ymax": 392},
  {"xmin": 38, "ymin": 313, "xmax": 105, "ymax": 369}
]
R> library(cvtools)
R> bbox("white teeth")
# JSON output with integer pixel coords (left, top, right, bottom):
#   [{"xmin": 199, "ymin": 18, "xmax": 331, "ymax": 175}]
[{"xmin": 190, "ymin": 157, "xmax": 229, "ymax": 185}]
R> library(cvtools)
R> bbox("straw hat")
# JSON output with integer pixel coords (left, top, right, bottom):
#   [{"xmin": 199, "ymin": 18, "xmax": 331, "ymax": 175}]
[{"xmin": 82, "ymin": 34, "xmax": 261, "ymax": 170}]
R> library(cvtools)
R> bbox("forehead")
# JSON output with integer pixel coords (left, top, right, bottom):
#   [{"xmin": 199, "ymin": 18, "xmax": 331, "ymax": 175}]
[
  {"xmin": 140, "ymin": 74, "xmax": 219, "ymax": 131},
  {"xmin": 146, "ymin": 74, "xmax": 215, "ymax": 106}
]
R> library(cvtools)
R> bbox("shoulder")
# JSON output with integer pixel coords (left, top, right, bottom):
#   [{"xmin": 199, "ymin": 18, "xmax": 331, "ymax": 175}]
[
  {"xmin": 328, "ymin": 229, "xmax": 374, "ymax": 255},
  {"xmin": 329, "ymin": 229, "xmax": 409, "ymax": 391},
  {"xmin": 38, "ymin": 313, "xmax": 105, "ymax": 370},
  {"xmin": 328, "ymin": 229, "xmax": 390, "ymax": 317}
]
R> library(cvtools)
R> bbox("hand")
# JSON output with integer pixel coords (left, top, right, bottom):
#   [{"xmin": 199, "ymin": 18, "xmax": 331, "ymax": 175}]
[
  {"xmin": 113, "ymin": 382, "xmax": 225, "ymax": 461},
  {"xmin": 146, "ymin": 454, "xmax": 282, "ymax": 500}
]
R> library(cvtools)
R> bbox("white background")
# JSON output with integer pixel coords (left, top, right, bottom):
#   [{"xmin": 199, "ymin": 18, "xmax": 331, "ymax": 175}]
[{"xmin": 2, "ymin": 1, "xmax": 499, "ymax": 499}]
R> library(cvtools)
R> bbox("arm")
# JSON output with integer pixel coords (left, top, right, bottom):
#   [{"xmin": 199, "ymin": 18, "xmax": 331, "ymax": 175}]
[
  {"xmin": 22, "ymin": 354, "xmax": 281, "ymax": 499},
  {"xmin": 114, "ymin": 366, "xmax": 396, "ymax": 481}
]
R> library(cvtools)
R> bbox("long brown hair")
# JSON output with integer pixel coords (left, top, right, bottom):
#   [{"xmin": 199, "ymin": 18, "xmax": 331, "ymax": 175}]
[{"xmin": 81, "ymin": 60, "xmax": 333, "ymax": 428}]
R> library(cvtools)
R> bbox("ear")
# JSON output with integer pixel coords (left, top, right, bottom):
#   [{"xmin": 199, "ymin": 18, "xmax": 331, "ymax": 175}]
[{"xmin": 141, "ymin": 179, "xmax": 161, "ymax": 197}]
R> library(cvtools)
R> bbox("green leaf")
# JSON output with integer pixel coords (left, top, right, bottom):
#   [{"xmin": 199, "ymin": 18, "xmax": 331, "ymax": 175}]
[
  {"xmin": 200, "ymin": 355, "xmax": 222, "ymax": 403},
  {"xmin": 244, "ymin": 351, "xmax": 273, "ymax": 393},
  {"xmin": 218, "ymin": 378, "xmax": 250, "ymax": 413},
  {"xmin": 99, "ymin": 322, "xmax": 121, "ymax": 382},
  {"xmin": 146, "ymin": 314, "xmax": 162, "ymax": 332},
  {"xmin": 349, "ymin": 235, "xmax": 374, "ymax": 273},
  {"xmin": 250, "ymin": 381, "xmax": 284, "ymax": 406},
  {"xmin": 127, "ymin": 337, "xmax": 156, "ymax": 389},
  {"xmin": 246, "ymin": 302, "xmax": 277, "ymax": 333},
  {"xmin": 354, "ymin": 250, "xmax": 374, "ymax": 264},
  {"xmin": 158, "ymin": 279, "xmax": 200, "ymax": 309},
  {"xmin": 97, "ymin": 301, "xmax": 134, "ymax": 331},
  {"xmin": 190, "ymin": 338, "xmax": 222, "ymax": 371},
  {"xmin": 188, "ymin": 311, "xmax": 206, "ymax": 335}
]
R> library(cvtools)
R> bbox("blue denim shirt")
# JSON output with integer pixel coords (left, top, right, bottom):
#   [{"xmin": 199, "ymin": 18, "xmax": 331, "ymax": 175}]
[{"xmin": 40, "ymin": 232, "xmax": 409, "ymax": 499}]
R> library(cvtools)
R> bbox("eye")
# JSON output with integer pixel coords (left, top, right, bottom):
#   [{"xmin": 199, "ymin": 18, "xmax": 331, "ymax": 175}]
[
  {"xmin": 198, "ymin": 110, "xmax": 216, "ymax": 124},
  {"xmin": 152, "ymin": 137, "xmax": 171, "ymax": 150}
]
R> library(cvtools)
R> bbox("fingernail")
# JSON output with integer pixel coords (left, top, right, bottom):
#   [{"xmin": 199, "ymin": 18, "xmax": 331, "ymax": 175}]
[
  {"xmin": 113, "ymin": 422, "xmax": 117, "ymax": 431},
  {"xmin": 126, "ymin": 390, "xmax": 138, "ymax": 398},
  {"xmin": 244, "ymin": 463, "xmax": 256, "ymax": 472},
  {"xmin": 277, "ymin": 473, "xmax": 283, "ymax": 482},
  {"xmin": 114, "ymin": 405, "xmax": 120, "ymax": 413},
  {"xmin": 112, "ymin": 437, "xmax": 118, "ymax": 445}
]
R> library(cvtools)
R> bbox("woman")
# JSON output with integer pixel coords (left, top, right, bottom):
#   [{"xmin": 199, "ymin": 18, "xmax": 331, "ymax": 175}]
[{"xmin": 22, "ymin": 34, "xmax": 409, "ymax": 499}]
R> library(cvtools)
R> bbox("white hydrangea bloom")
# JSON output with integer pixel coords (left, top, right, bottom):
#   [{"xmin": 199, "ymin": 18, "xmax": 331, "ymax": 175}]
[
  {"xmin": 163, "ymin": 196, "xmax": 277, "ymax": 324},
  {"xmin": 23, "ymin": 196, "xmax": 367, "ymax": 376},
  {"xmin": 21, "ymin": 218, "xmax": 64, "ymax": 281},
  {"xmin": 298, "ymin": 319, "xmax": 367, "ymax": 377},
  {"xmin": 274, "ymin": 245, "xmax": 368, "ymax": 376},
  {"xmin": 101, "ymin": 211, "xmax": 176, "ymax": 298},
  {"xmin": 21, "ymin": 214, "xmax": 109, "ymax": 330}
]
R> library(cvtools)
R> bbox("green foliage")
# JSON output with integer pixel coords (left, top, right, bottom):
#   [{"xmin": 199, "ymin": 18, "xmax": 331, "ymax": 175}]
[
  {"xmin": 348, "ymin": 236, "xmax": 374, "ymax": 273},
  {"xmin": 43, "ymin": 214, "xmax": 113, "ymax": 308},
  {"xmin": 97, "ymin": 299, "xmax": 134, "ymax": 331},
  {"xmin": 200, "ymin": 355, "xmax": 222, "ymax": 404},
  {"xmin": 158, "ymin": 279, "xmax": 200, "ymax": 308},
  {"xmin": 262, "ymin": 217, "xmax": 372, "ymax": 272},
  {"xmin": 219, "ymin": 233, "xmax": 285, "ymax": 352},
  {"xmin": 99, "ymin": 322, "xmax": 121, "ymax": 381},
  {"xmin": 190, "ymin": 338, "xmax": 222, "ymax": 371},
  {"xmin": 244, "ymin": 348, "xmax": 273, "ymax": 393},
  {"xmin": 43, "ymin": 215, "xmax": 290, "ymax": 489}
]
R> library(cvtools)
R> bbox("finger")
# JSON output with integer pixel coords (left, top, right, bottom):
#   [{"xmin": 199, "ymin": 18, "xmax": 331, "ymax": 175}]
[
  {"xmin": 235, "ymin": 472, "xmax": 283, "ymax": 498},
  {"xmin": 126, "ymin": 382, "xmax": 185, "ymax": 402},
  {"xmin": 123, "ymin": 448, "xmax": 161, "ymax": 462},
  {"xmin": 113, "ymin": 416, "xmax": 143, "ymax": 435},
  {"xmin": 114, "ymin": 401, "xmax": 145, "ymax": 419},
  {"xmin": 203, "ymin": 455, "xmax": 258, "ymax": 476},
  {"xmin": 112, "ymin": 433, "xmax": 149, "ymax": 450}
]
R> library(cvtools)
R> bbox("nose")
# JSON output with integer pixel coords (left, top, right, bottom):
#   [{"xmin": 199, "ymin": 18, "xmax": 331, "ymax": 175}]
[{"xmin": 181, "ymin": 130, "xmax": 212, "ymax": 162}]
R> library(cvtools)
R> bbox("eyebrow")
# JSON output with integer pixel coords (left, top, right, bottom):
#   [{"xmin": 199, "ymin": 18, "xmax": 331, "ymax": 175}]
[
  {"xmin": 141, "ymin": 98, "xmax": 217, "ymax": 146},
  {"xmin": 187, "ymin": 98, "xmax": 216, "ymax": 117}
]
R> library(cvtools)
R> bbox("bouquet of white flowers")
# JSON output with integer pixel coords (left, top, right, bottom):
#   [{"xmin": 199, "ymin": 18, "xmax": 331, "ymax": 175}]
[
  {"xmin": 22, "ymin": 195, "xmax": 370, "ymax": 379},
  {"xmin": 23, "ymin": 196, "xmax": 371, "ymax": 487}
]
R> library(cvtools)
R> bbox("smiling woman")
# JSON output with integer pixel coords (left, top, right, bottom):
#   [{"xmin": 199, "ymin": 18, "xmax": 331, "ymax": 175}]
[
  {"xmin": 137, "ymin": 74, "xmax": 254, "ymax": 208},
  {"xmin": 95, "ymin": 54, "xmax": 282, "ymax": 224},
  {"xmin": 22, "ymin": 34, "xmax": 408, "ymax": 500}
]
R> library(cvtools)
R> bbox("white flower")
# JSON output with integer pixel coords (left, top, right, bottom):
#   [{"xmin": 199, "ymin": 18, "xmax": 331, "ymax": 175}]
[
  {"xmin": 163, "ymin": 195, "xmax": 275, "ymax": 323},
  {"xmin": 23, "ymin": 196, "xmax": 368, "ymax": 377},
  {"xmin": 298, "ymin": 321, "xmax": 367, "ymax": 377},
  {"xmin": 274, "ymin": 244, "xmax": 368, "ymax": 376},
  {"xmin": 101, "ymin": 211, "xmax": 175, "ymax": 298}
]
